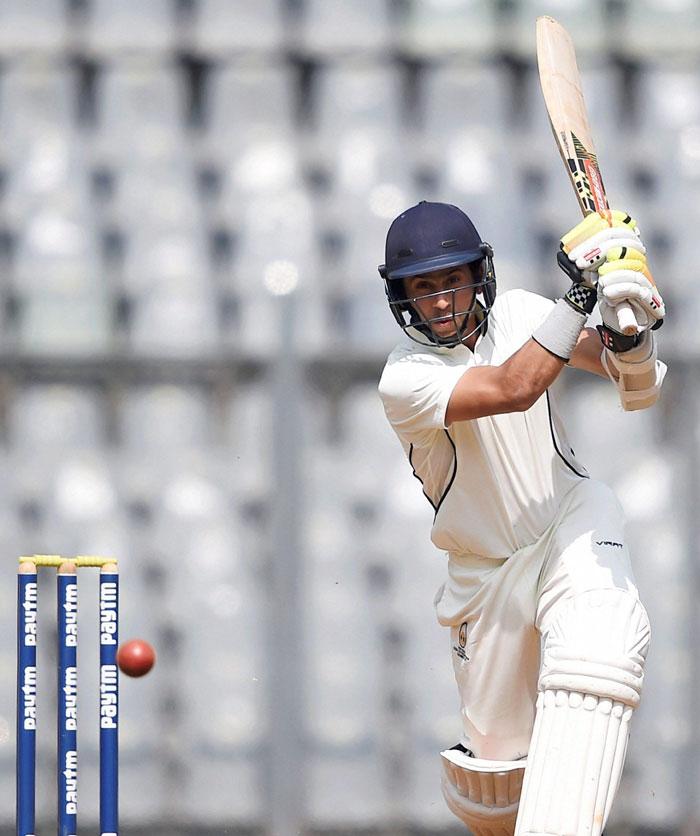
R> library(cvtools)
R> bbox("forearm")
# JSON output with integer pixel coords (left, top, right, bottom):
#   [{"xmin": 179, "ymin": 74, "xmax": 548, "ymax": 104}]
[
  {"xmin": 502, "ymin": 338, "xmax": 567, "ymax": 409},
  {"xmin": 508, "ymin": 295, "xmax": 593, "ymax": 406},
  {"xmin": 445, "ymin": 337, "xmax": 566, "ymax": 424},
  {"xmin": 446, "ymin": 297, "xmax": 587, "ymax": 424},
  {"xmin": 568, "ymin": 327, "xmax": 609, "ymax": 378}
]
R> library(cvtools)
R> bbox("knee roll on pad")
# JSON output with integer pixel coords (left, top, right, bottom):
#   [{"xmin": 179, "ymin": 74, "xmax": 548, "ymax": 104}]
[
  {"xmin": 441, "ymin": 748, "xmax": 526, "ymax": 836},
  {"xmin": 539, "ymin": 589, "xmax": 650, "ymax": 707}
]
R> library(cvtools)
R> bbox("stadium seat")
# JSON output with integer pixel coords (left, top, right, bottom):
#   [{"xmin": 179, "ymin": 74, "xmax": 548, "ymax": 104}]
[
  {"xmin": 109, "ymin": 164, "xmax": 204, "ymax": 234},
  {"xmin": 419, "ymin": 61, "xmax": 511, "ymax": 142},
  {"xmin": 201, "ymin": 60, "xmax": 297, "ymax": 165},
  {"xmin": 309, "ymin": 61, "xmax": 405, "ymax": 195},
  {"xmin": 81, "ymin": 0, "xmax": 178, "ymax": 57},
  {"xmin": 121, "ymin": 226, "xmax": 210, "ymax": 294},
  {"xmin": 121, "ymin": 385, "xmax": 213, "ymax": 451},
  {"xmin": 188, "ymin": 0, "xmax": 286, "ymax": 58},
  {"xmin": 296, "ymin": 0, "xmax": 393, "ymax": 58},
  {"xmin": 0, "ymin": 60, "xmax": 77, "ymax": 163},
  {"xmin": 17, "ymin": 292, "xmax": 112, "ymax": 356},
  {"xmin": 92, "ymin": 59, "xmax": 188, "ymax": 164},
  {"xmin": 128, "ymin": 276, "xmax": 219, "ymax": 358},
  {"xmin": 0, "ymin": 0, "xmax": 68, "ymax": 58},
  {"xmin": 398, "ymin": 0, "xmax": 498, "ymax": 59},
  {"xmin": 617, "ymin": 0, "xmax": 700, "ymax": 59},
  {"xmin": 9, "ymin": 384, "xmax": 105, "ymax": 453},
  {"xmin": 506, "ymin": 0, "xmax": 607, "ymax": 58}
]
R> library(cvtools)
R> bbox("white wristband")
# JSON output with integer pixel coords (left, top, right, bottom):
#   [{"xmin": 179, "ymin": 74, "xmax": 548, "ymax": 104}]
[{"xmin": 532, "ymin": 298, "xmax": 587, "ymax": 361}]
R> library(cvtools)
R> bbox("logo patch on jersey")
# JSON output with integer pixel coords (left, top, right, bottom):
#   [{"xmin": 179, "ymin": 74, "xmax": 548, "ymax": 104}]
[
  {"xmin": 458, "ymin": 622, "xmax": 467, "ymax": 647},
  {"xmin": 596, "ymin": 539, "xmax": 623, "ymax": 549},
  {"xmin": 453, "ymin": 622, "xmax": 469, "ymax": 661}
]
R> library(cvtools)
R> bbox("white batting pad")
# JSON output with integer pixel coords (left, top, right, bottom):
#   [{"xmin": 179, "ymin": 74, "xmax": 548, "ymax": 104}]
[
  {"xmin": 514, "ymin": 689, "xmax": 632, "ymax": 836},
  {"xmin": 441, "ymin": 748, "xmax": 526, "ymax": 836}
]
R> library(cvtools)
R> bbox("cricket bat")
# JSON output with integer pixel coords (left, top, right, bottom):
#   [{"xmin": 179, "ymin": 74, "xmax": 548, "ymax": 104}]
[{"xmin": 536, "ymin": 15, "xmax": 638, "ymax": 335}]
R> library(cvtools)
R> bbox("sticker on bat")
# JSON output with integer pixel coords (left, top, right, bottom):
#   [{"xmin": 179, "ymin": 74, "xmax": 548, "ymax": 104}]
[{"xmin": 583, "ymin": 158, "xmax": 608, "ymax": 214}]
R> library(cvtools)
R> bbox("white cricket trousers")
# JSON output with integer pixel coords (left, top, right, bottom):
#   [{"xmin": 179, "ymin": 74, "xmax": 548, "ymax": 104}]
[{"xmin": 434, "ymin": 479, "xmax": 640, "ymax": 761}]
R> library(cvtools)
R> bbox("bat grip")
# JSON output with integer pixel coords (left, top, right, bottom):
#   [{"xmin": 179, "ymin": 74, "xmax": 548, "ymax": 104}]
[{"xmin": 616, "ymin": 301, "xmax": 639, "ymax": 336}]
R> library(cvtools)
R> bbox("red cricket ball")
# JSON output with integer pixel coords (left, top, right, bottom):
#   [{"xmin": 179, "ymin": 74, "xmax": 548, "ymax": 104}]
[{"xmin": 117, "ymin": 639, "xmax": 156, "ymax": 678}]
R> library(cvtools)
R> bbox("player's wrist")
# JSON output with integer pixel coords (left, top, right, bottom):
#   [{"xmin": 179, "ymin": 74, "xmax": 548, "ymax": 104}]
[
  {"xmin": 604, "ymin": 328, "xmax": 653, "ymax": 363},
  {"xmin": 563, "ymin": 282, "xmax": 597, "ymax": 316},
  {"xmin": 596, "ymin": 322, "xmax": 642, "ymax": 353},
  {"xmin": 533, "ymin": 298, "xmax": 588, "ymax": 361}
]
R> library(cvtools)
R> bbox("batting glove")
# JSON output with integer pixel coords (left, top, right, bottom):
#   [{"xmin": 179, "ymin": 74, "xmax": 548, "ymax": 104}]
[
  {"xmin": 598, "ymin": 248, "xmax": 665, "ymax": 331},
  {"xmin": 555, "ymin": 211, "xmax": 636, "ymax": 317},
  {"xmin": 558, "ymin": 209, "xmax": 644, "ymax": 288}
]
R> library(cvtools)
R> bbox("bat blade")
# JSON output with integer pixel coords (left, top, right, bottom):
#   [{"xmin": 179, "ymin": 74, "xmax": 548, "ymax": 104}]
[
  {"xmin": 536, "ymin": 15, "xmax": 637, "ymax": 335},
  {"xmin": 536, "ymin": 15, "xmax": 608, "ymax": 218}
]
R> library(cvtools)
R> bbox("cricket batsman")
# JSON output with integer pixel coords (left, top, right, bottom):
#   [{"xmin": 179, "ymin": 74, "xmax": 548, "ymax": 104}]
[{"xmin": 377, "ymin": 201, "xmax": 667, "ymax": 835}]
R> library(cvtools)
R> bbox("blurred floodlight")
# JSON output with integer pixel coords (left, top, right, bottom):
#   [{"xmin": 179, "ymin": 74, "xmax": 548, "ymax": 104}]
[
  {"xmin": 27, "ymin": 212, "xmax": 85, "ymax": 257},
  {"xmin": 25, "ymin": 138, "xmax": 71, "ymax": 190},
  {"xmin": 164, "ymin": 474, "xmax": 225, "ymax": 519},
  {"xmin": 369, "ymin": 184, "xmax": 406, "ymax": 219},
  {"xmin": 616, "ymin": 456, "xmax": 672, "ymax": 518},
  {"xmin": 446, "ymin": 137, "xmax": 493, "ymax": 192},
  {"xmin": 338, "ymin": 133, "xmax": 378, "ymax": 187},
  {"xmin": 234, "ymin": 141, "xmax": 298, "ymax": 191},
  {"xmin": 264, "ymin": 260, "xmax": 299, "ymax": 296},
  {"xmin": 54, "ymin": 460, "xmax": 116, "ymax": 519}
]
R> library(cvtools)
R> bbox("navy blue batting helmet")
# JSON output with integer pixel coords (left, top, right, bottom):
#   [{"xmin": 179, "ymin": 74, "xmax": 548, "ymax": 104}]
[{"xmin": 378, "ymin": 201, "xmax": 497, "ymax": 347}]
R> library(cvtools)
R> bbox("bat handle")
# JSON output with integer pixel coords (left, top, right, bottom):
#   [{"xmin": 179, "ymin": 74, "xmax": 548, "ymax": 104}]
[{"xmin": 616, "ymin": 301, "xmax": 639, "ymax": 336}]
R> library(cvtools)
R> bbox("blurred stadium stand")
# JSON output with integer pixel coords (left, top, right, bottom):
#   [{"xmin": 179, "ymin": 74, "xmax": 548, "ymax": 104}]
[{"xmin": 0, "ymin": 1, "xmax": 697, "ymax": 835}]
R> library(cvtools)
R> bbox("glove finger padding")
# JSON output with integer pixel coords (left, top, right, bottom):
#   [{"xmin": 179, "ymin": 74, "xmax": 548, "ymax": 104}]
[
  {"xmin": 560, "ymin": 209, "xmax": 637, "ymax": 253},
  {"xmin": 566, "ymin": 234, "xmax": 645, "ymax": 271},
  {"xmin": 559, "ymin": 210, "xmax": 644, "ymax": 290},
  {"xmin": 599, "ymin": 256, "xmax": 665, "ymax": 323}
]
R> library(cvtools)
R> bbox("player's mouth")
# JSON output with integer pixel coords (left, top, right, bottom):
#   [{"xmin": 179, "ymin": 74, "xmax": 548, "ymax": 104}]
[{"xmin": 432, "ymin": 316, "xmax": 458, "ymax": 330}]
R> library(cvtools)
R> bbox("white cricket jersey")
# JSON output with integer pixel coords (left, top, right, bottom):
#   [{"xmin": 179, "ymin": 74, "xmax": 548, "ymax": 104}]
[{"xmin": 378, "ymin": 289, "xmax": 588, "ymax": 560}]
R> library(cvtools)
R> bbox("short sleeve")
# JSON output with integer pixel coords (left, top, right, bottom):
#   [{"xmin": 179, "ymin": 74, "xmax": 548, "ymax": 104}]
[
  {"xmin": 378, "ymin": 352, "xmax": 466, "ymax": 443},
  {"xmin": 493, "ymin": 289, "xmax": 555, "ymax": 345}
]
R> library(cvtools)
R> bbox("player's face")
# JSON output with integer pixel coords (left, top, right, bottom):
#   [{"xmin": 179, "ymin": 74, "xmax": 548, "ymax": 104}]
[{"xmin": 404, "ymin": 266, "xmax": 478, "ymax": 339}]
